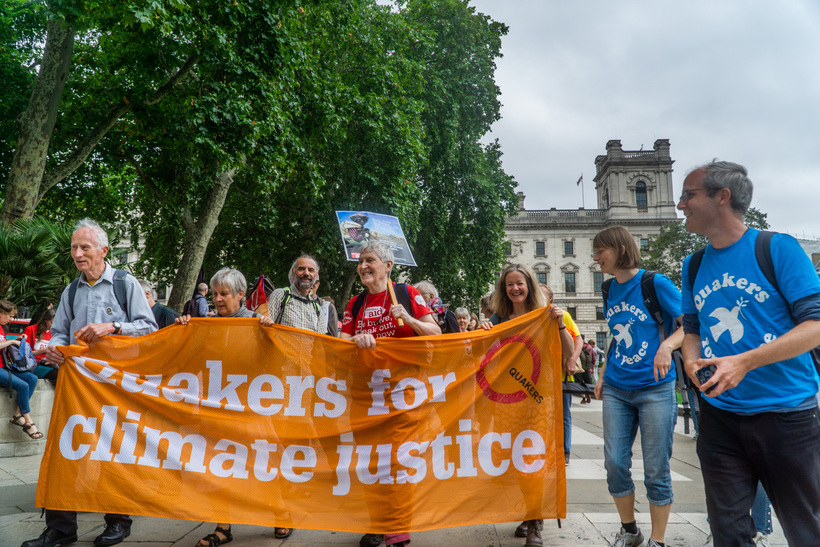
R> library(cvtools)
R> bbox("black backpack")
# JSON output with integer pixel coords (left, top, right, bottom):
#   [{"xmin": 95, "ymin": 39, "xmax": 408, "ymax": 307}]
[
  {"xmin": 183, "ymin": 294, "xmax": 206, "ymax": 317},
  {"xmin": 688, "ymin": 230, "xmax": 820, "ymax": 377}
]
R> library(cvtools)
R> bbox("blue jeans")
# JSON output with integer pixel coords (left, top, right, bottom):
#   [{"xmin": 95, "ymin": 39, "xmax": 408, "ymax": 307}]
[
  {"xmin": 751, "ymin": 482, "xmax": 772, "ymax": 535},
  {"xmin": 0, "ymin": 368, "xmax": 38, "ymax": 414},
  {"xmin": 698, "ymin": 399, "xmax": 820, "ymax": 546},
  {"xmin": 602, "ymin": 380, "xmax": 677, "ymax": 505},
  {"xmin": 563, "ymin": 392, "xmax": 572, "ymax": 455}
]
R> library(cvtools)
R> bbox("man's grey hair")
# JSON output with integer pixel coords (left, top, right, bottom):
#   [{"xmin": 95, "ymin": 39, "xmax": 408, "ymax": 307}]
[
  {"xmin": 138, "ymin": 279, "xmax": 157, "ymax": 300},
  {"xmin": 454, "ymin": 307, "xmax": 470, "ymax": 319},
  {"xmin": 210, "ymin": 268, "xmax": 247, "ymax": 296},
  {"xmin": 74, "ymin": 218, "xmax": 109, "ymax": 249},
  {"xmin": 288, "ymin": 255, "xmax": 320, "ymax": 286},
  {"xmin": 413, "ymin": 281, "xmax": 438, "ymax": 299},
  {"xmin": 197, "ymin": 283, "xmax": 208, "ymax": 294},
  {"xmin": 359, "ymin": 241, "xmax": 394, "ymax": 265},
  {"xmin": 690, "ymin": 160, "xmax": 753, "ymax": 215}
]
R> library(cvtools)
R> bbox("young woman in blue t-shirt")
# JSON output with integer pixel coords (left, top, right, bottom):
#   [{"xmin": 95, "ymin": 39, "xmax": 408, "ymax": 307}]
[{"xmin": 592, "ymin": 227, "xmax": 684, "ymax": 547}]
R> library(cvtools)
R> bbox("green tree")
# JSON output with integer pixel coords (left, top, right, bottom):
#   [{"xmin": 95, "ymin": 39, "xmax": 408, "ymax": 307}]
[
  {"xmin": 400, "ymin": 0, "xmax": 516, "ymax": 308},
  {"xmin": 1, "ymin": 0, "xmax": 198, "ymax": 224},
  {"xmin": 642, "ymin": 207, "xmax": 770, "ymax": 286}
]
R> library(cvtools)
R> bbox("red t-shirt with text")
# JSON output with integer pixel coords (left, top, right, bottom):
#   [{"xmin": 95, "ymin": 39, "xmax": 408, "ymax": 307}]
[
  {"xmin": 23, "ymin": 324, "xmax": 51, "ymax": 362},
  {"xmin": 341, "ymin": 284, "xmax": 431, "ymax": 339}
]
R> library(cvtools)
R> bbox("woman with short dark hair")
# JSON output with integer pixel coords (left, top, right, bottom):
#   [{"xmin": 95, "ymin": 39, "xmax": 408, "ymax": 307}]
[{"xmin": 592, "ymin": 226, "xmax": 683, "ymax": 547}]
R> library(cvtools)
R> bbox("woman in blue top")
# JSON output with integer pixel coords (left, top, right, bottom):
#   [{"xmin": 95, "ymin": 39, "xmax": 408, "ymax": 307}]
[{"xmin": 592, "ymin": 227, "xmax": 684, "ymax": 547}]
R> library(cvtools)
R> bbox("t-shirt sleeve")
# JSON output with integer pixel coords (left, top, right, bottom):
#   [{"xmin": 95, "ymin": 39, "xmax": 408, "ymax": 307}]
[
  {"xmin": 563, "ymin": 311, "xmax": 580, "ymax": 339},
  {"xmin": 23, "ymin": 325, "xmax": 37, "ymax": 342},
  {"xmin": 771, "ymin": 233, "xmax": 820, "ymax": 304},
  {"xmin": 405, "ymin": 285, "xmax": 432, "ymax": 319}
]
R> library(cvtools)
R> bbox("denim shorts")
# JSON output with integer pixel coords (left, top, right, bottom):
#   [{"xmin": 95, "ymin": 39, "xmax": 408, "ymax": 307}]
[{"xmin": 602, "ymin": 380, "xmax": 677, "ymax": 506}]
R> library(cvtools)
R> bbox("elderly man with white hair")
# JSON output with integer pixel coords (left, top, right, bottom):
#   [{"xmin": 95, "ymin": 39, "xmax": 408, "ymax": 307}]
[{"xmin": 24, "ymin": 219, "xmax": 157, "ymax": 547}]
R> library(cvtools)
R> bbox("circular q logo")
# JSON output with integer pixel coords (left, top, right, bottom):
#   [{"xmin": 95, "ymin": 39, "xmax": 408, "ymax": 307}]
[{"xmin": 476, "ymin": 334, "xmax": 542, "ymax": 404}]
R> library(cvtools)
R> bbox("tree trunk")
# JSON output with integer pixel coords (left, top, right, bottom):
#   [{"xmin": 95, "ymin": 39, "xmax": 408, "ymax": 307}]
[
  {"xmin": 167, "ymin": 166, "xmax": 238, "ymax": 312},
  {"xmin": 1, "ymin": 19, "xmax": 74, "ymax": 225}
]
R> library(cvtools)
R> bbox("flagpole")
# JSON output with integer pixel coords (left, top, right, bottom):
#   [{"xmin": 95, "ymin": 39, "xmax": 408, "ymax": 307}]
[{"xmin": 577, "ymin": 173, "xmax": 585, "ymax": 208}]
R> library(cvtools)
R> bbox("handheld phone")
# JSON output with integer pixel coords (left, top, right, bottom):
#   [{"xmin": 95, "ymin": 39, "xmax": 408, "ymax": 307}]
[{"xmin": 695, "ymin": 365, "xmax": 717, "ymax": 395}]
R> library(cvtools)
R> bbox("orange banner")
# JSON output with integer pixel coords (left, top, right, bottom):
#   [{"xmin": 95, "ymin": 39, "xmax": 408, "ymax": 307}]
[{"xmin": 37, "ymin": 308, "xmax": 565, "ymax": 533}]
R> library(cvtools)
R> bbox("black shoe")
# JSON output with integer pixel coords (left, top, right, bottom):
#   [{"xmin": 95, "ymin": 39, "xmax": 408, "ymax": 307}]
[
  {"xmin": 94, "ymin": 523, "xmax": 131, "ymax": 546},
  {"xmin": 21, "ymin": 527, "xmax": 77, "ymax": 547},
  {"xmin": 359, "ymin": 533, "xmax": 384, "ymax": 546},
  {"xmin": 565, "ymin": 453, "xmax": 570, "ymax": 465}
]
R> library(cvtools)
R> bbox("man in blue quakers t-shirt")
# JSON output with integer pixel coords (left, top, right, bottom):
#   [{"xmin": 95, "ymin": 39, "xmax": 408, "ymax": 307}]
[{"xmin": 679, "ymin": 161, "xmax": 820, "ymax": 546}]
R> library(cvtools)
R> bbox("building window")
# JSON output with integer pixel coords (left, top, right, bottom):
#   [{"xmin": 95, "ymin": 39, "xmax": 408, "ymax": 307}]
[
  {"xmin": 118, "ymin": 254, "xmax": 128, "ymax": 265},
  {"xmin": 640, "ymin": 238, "xmax": 649, "ymax": 249},
  {"xmin": 563, "ymin": 240, "xmax": 574, "ymax": 256},
  {"xmin": 503, "ymin": 241, "xmax": 511, "ymax": 256},
  {"xmin": 636, "ymin": 181, "xmax": 647, "ymax": 207},
  {"xmin": 564, "ymin": 272, "xmax": 576, "ymax": 294},
  {"xmin": 537, "ymin": 272, "xmax": 547, "ymax": 285},
  {"xmin": 157, "ymin": 283, "xmax": 167, "ymax": 300},
  {"xmin": 567, "ymin": 307, "xmax": 577, "ymax": 321},
  {"xmin": 596, "ymin": 331, "xmax": 608, "ymax": 349},
  {"xmin": 596, "ymin": 306, "xmax": 605, "ymax": 320},
  {"xmin": 593, "ymin": 271, "xmax": 603, "ymax": 293},
  {"xmin": 535, "ymin": 241, "xmax": 546, "ymax": 256}
]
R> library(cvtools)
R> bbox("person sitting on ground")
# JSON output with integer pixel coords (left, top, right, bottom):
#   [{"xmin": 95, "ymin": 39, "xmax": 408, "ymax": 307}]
[
  {"xmin": 22, "ymin": 308, "xmax": 59, "ymax": 381},
  {"xmin": 176, "ymin": 268, "xmax": 273, "ymax": 547},
  {"xmin": 0, "ymin": 299, "xmax": 44, "ymax": 440}
]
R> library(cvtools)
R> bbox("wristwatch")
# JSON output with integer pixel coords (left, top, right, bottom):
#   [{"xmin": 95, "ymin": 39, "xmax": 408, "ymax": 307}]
[{"xmin": 112, "ymin": 321, "xmax": 122, "ymax": 335}]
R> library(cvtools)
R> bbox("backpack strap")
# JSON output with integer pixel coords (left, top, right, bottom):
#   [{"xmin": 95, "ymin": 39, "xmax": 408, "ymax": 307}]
[
  {"xmin": 112, "ymin": 269, "xmax": 130, "ymax": 321},
  {"xmin": 394, "ymin": 283, "xmax": 413, "ymax": 315},
  {"xmin": 275, "ymin": 288, "xmax": 293, "ymax": 325},
  {"xmin": 688, "ymin": 248, "xmax": 706, "ymax": 291},
  {"xmin": 640, "ymin": 270, "xmax": 668, "ymax": 343},
  {"xmin": 754, "ymin": 230, "xmax": 778, "ymax": 292},
  {"xmin": 601, "ymin": 277, "xmax": 614, "ymax": 312},
  {"xmin": 350, "ymin": 290, "xmax": 368, "ymax": 334}
]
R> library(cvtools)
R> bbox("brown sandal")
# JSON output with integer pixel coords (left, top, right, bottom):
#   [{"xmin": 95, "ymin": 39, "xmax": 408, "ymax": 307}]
[
  {"xmin": 274, "ymin": 528, "xmax": 293, "ymax": 539},
  {"xmin": 197, "ymin": 526, "xmax": 232, "ymax": 546},
  {"xmin": 22, "ymin": 423, "xmax": 44, "ymax": 440},
  {"xmin": 9, "ymin": 415, "xmax": 26, "ymax": 427}
]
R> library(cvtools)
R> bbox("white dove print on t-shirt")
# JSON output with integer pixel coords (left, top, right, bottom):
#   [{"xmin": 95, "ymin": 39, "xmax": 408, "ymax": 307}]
[
  {"xmin": 613, "ymin": 318, "xmax": 635, "ymax": 349},
  {"xmin": 709, "ymin": 298, "xmax": 748, "ymax": 343}
]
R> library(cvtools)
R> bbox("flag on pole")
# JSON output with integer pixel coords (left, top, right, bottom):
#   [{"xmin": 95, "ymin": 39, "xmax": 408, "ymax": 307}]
[
  {"xmin": 576, "ymin": 174, "xmax": 583, "ymax": 186},
  {"xmin": 246, "ymin": 274, "xmax": 268, "ymax": 312}
]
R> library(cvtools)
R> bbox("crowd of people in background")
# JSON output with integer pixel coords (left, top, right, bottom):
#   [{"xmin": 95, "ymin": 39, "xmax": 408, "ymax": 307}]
[{"xmin": 8, "ymin": 158, "xmax": 820, "ymax": 547}]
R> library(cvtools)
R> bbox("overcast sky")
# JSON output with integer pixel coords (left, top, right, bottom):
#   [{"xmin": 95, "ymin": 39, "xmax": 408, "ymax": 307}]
[{"xmin": 469, "ymin": 0, "xmax": 820, "ymax": 239}]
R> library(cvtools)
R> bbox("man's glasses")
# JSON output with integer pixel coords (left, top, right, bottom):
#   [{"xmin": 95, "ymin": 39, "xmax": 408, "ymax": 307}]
[{"xmin": 678, "ymin": 188, "xmax": 708, "ymax": 203}]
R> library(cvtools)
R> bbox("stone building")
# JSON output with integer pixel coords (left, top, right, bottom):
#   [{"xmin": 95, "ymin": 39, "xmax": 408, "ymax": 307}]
[{"xmin": 503, "ymin": 139, "xmax": 680, "ymax": 347}]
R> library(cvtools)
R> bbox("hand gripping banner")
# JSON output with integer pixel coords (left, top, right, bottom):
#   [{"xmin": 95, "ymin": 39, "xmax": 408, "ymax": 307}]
[{"xmin": 37, "ymin": 308, "xmax": 565, "ymax": 533}]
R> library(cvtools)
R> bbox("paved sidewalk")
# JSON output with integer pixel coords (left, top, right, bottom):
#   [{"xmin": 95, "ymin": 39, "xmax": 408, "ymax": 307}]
[{"xmin": 0, "ymin": 398, "xmax": 787, "ymax": 546}]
